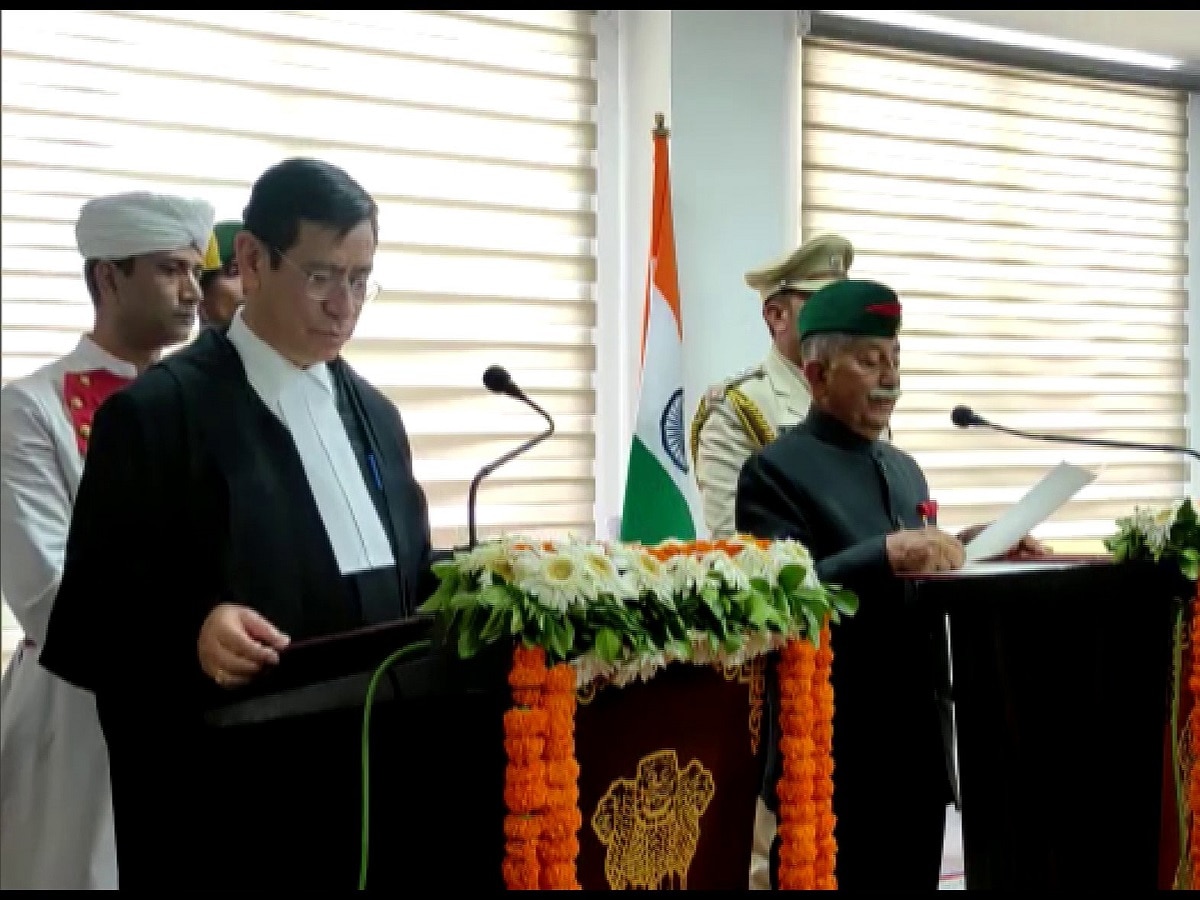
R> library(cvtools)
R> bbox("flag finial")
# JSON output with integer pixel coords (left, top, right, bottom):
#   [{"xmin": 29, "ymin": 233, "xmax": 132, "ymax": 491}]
[{"xmin": 653, "ymin": 113, "xmax": 669, "ymax": 138}]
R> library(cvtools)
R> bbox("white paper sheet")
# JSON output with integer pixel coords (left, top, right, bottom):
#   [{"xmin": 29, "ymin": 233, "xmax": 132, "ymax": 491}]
[{"xmin": 962, "ymin": 461, "xmax": 1096, "ymax": 563}]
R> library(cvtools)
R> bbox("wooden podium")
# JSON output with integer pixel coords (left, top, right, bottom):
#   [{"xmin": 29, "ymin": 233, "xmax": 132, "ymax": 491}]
[
  {"xmin": 200, "ymin": 615, "xmax": 511, "ymax": 891},
  {"xmin": 202, "ymin": 615, "xmax": 764, "ymax": 890},
  {"xmin": 910, "ymin": 557, "xmax": 1188, "ymax": 891}
]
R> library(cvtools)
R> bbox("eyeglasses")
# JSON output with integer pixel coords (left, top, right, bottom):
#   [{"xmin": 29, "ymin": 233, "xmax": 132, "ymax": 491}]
[{"xmin": 272, "ymin": 248, "xmax": 381, "ymax": 305}]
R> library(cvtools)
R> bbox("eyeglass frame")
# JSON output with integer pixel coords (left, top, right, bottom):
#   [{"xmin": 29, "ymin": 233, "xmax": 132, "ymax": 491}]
[{"xmin": 269, "ymin": 245, "xmax": 381, "ymax": 305}]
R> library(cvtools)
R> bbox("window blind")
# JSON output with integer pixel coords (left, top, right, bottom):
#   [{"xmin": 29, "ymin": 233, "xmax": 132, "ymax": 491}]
[
  {"xmin": 800, "ymin": 37, "xmax": 1190, "ymax": 552},
  {"xmin": 0, "ymin": 9, "xmax": 599, "ymax": 661}
]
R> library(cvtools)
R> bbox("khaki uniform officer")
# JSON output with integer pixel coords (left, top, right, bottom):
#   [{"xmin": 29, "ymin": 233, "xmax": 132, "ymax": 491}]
[{"xmin": 690, "ymin": 233, "xmax": 854, "ymax": 539}]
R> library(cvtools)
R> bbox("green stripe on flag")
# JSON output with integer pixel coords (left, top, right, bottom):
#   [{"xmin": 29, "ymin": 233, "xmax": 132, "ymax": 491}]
[{"xmin": 619, "ymin": 436, "xmax": 697, "ymax": 544}]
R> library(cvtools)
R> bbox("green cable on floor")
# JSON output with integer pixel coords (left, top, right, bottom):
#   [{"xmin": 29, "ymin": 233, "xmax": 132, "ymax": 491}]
[{"xmin": 358, "ymin": 639, "xmax": 432, "ymax": 891}]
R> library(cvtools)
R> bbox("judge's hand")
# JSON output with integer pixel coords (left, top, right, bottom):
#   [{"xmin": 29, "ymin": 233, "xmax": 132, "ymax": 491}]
[
  {"xmin": 886, "ymin": 527, "xmax": 965, "ymax": 574},
  {"xmin": 198, "ymin": 603, "xmax": 290, "ymax": 689}
]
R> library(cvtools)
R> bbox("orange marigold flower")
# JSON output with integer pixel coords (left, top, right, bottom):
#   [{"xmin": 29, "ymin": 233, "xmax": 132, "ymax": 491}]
[
  {"xmin": 544, "ymin": 734, "xmax": 574, "ymax": 758},
  {"xmin": 502, "ymin": 853, "xmax": 539, "ymax": 890},
  {"xmin": 544, "ymin": 697, "xmax": 577, "ymax": 723},
  {"xmin": 544, "ymin": 664, "xmax": 576, "ymax": 694},
  {"xmin": 504, "ymin": 815, "xmax": 544, "ymax": 842},
  {"xmin": 511, "ymin": 644, "xmax": 547, "ymax": 674},
  {"xmin": 504, "ymin": 706, "xmax": 549, "ymax": 736},
  {"xmin": 546, "ymin": 758, "xmax": 581, "ymax": 786},
  {"xmin": 503, "ymin": 735, "xmax": 547, "ymax": 764},
  {"xmin": 504, "ymin": 781, "xmax": 549, "ymax": 815},
  {"xmin": 541, "ymin": 862, "xmax": 581, "ymax": 889}
]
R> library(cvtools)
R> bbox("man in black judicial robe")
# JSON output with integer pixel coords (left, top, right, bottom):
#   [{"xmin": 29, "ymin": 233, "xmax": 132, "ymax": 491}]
[
  {"xmin": 38, "ymin": 158, "xmax": 477, "ymax": 890},
  {"xmin": 735, "ymin": 279, "xmax": 1046, "ymax": 892}
]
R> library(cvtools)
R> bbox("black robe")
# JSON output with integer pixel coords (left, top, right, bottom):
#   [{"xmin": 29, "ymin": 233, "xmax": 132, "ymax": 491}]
[
  {"xmin": 39, "ymin": 327, "xmax": 441, "ymax": 889},
  {"xmin": 735, "ymin": 407, "xmax": 956, "ymax": 892}
]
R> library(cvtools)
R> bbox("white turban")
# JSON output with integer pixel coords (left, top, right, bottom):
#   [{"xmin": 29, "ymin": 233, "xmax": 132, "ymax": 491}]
[{"xmin": 75, "ymin": 191, "xmax": 217, "ymax": 262}]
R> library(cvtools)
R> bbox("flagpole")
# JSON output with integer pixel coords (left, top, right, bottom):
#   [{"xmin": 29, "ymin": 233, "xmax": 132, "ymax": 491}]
[{"xmin": 619, "ymin": 109, "xmax": 701, "ymax": 544}]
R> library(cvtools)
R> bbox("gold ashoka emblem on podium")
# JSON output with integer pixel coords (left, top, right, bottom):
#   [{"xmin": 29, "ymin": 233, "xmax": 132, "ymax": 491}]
[{"xmin": 590, "ymin": 749, "xmax": 715, "ymax": 890}]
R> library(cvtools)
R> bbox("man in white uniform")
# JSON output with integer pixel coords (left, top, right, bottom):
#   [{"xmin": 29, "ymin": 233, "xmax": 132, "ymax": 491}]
[
  {"xmin": 690, "ymin": 233, "xmax": 855, "ymax": 540},
  {"xmin": 0, "ymin": 191, "xmax": 216, "ymax": 889}
]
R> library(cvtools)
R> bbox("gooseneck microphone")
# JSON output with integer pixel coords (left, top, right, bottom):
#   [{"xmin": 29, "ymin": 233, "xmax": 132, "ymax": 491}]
[
  {"xmin": 467, "ymin": 366, "xmax": 557, "ymax": 549},
  {"xmin": 951, "ymin": 405, "xmax": 1199, "ymax": 461}
]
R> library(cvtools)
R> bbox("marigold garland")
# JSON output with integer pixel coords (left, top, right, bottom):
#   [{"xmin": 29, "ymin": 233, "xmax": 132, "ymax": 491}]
[
  {"xmin": 502, "ymin": 644, "xmax": 583, "ymax": 890},
  {"xmin": 481, "ymin": 539, "xmax": 842, "ymax": 889},
  {"xmin": 812, "ymin": 625, "xmax": 837, "ymax": 888},
  {"xmin": 539, "ymin": 662, "xmax": 582, "ymax": 890},
  {"xmin": 776, "ymin": 626, "xmax": 837, "ymax": 890},
  {"xmin": 503, "ymin": 645, "xmax": 548, "ymax": 890}
]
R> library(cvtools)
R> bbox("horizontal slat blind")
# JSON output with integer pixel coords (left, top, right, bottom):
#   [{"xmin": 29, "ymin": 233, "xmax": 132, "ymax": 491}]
[
  {"xmin": 801, "ymin": 37, "xmax": 1190, "ymax": 550},
  {"xmin": 1, "ymin": 9, "xmax": 599, "ymax": 549},
  {"xmin": 1, "ymin": 10, "xmax": 599, "ymax": 661}
]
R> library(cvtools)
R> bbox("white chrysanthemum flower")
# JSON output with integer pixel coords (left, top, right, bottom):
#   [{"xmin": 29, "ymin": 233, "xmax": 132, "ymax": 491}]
[
  {"xmin": 617, "ymin": 546, "xmax": 675, "ymax": 599},
  {"xmin": 517, "ymin": 548, "xmax": 593, "ymax": 612},
  {"xmin": 733, "ymin": 541, "xmax": 774, "ymax": 583},
  {"xmin": 768, "ymin": 539, "xmax": 814, "ymax": 570},
  {"xmin": 703, "ymin": 550, "xmax": 751, "ymax": 592},
  {"xmin": 457, "ymin": 540, "xmax": 521, "ymax": 586},
  {"xmin": 1145, "ymin": 503, "xmax": 1182, "ymax": 555},
  {"xmin": 1123, "ymin": 502, "xmax": 1179, "ymax": 557},
  {"xmin": 576, "ymin": 542, "xmax": 635, "ymax": 599},
  {"xmin": 667, "ymin": 553, "xmax": 709, "ymax": 594}
]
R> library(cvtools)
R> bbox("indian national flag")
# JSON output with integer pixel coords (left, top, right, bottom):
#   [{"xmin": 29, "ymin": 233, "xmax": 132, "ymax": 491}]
[{"xmin": 619, "ymin": 117, "xmax": 704, "ymax": 545}]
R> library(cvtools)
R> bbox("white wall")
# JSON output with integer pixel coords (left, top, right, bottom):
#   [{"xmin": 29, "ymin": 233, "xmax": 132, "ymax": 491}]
[{"xmin": 671, "ymin": 9, "xmax": 801, "ymax": 432}]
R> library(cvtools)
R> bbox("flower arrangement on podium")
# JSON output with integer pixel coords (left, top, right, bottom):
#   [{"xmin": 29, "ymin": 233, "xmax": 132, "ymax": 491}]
[
  {"xmin": 1106, "ymin": 498, "xmax": 1199, "ymax": 890},
  {"xmin": 418, "ymin": 533, "xmax": 858, "ymax": 890}
]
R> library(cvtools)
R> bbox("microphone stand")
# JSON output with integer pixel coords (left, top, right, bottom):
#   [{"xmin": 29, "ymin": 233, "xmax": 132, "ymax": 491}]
[
  {"xmin": 467, "ymin": 395, "xmax": 556, "ymax": 549},
  {"xmin": 970, "ymin": 416, "xmax": 1199, "ymax": 462}
]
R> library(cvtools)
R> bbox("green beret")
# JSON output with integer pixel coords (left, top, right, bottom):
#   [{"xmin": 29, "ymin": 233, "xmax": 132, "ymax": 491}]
[
  {"xmin": 797, "ymin": 279, "xmax": 902, "ymax": 340},
  {"xmin": 204, "ymin": 220, "xmax": 242, "ymax": 271}
]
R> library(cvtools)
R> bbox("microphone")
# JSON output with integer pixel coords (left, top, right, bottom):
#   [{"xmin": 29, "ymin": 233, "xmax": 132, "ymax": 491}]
[
  {"xmin": 951, "ymin": 405, "xmax": 1199, "ymax": 461},
  {"xmin": 482, "ymin": 364, "xmax": 526, "ymax": 401},
  {"xmin": 467, "ymin": 366, "xmax": 556, "ymax": 549}
]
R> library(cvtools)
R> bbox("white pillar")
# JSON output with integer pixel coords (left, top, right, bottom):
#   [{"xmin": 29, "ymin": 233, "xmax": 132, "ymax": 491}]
[{"xmin": 595, "ymin": 10, "xmax": 800, "ymax": 530}]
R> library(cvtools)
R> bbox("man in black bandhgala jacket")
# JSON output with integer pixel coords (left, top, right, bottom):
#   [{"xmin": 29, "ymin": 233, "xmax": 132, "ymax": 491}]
[
  {"xmin": 735, "ymin": 279, "xmax": 1047, "ymax": 892},
  {"xmin": 39, "ymin": 158, "xmax": 467, "ymax": 890}
]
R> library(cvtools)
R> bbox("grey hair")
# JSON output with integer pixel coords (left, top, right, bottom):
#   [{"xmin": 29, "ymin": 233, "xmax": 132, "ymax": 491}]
[{"xmin": 799, "ymin": 332, "xmax": 858, "ymax": 366}]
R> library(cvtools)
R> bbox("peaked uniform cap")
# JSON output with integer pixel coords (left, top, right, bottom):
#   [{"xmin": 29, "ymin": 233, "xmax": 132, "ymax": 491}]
[{"xmin": 744, "ymin": 233, "xmax": 854, "ymax": 303}]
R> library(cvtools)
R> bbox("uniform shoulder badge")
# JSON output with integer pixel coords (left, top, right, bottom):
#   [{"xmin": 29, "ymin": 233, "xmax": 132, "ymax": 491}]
[
  {"xmin": 706, "ymin": 365, "xmax": 765, "ymax": 402},
  {"xmin": 690, "ymin": 365, "xmax": 768, "ymax": 468}
]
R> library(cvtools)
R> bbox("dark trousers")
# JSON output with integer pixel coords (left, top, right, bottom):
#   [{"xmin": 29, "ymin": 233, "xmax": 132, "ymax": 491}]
[
  {"xmin": 769, "ymin": 792, "xmax": 947, "ymax": 891},
  {"xmin": 761, "ymin": 659, "xmax": 952, "ymax": 891}
]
